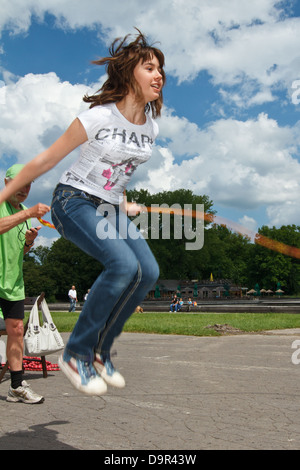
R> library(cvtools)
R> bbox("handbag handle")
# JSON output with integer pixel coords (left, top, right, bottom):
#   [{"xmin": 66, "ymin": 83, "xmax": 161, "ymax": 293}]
[
  {"xmin": 27, "ymin": 298, "xmax": 40, "ymax": 332},
  {"xmin": 40, "ymin": 299, "xmax": 57, "ymax": 331}
]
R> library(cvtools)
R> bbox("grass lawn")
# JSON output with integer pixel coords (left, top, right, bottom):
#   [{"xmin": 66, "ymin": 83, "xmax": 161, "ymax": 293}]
[{"xmin": 28, "ymin": 311, "xmax": 300, "ymax": 336}]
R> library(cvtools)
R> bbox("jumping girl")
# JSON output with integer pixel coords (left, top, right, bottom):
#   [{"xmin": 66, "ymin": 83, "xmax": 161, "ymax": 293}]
[{"xmin": 0, "ymin": 30, "xmax": 165, "ymax": 395}]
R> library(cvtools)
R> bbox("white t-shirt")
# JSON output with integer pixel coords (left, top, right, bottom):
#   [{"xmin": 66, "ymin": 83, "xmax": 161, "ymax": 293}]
[
  {"xmin": 68, "ymin": 289, "xmax": 77, "ymax": 299},
  {"xmin": 59, "ymin": 103, "xmax": 159, "ymax": 204}
]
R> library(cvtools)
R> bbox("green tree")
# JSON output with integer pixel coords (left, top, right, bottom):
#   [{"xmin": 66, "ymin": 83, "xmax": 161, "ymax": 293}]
[
  {"xmin": 22, "ymin": 192, "xmax": 300, "ymax": 299},
  {"xmin": 248, "ymin": 225, "xmax": 300, "ymax": 293},
  {"xmin": 126, "ymin": 188, "xmax": 216, "ymax": 279},
  {"xmin": 23, "ymin": 249, "xmax": 57, "ymax": 301},
  {"xmin": 44, "ymin": 237, "xmax": 103, "ymax": 301},
  {"xmin": 206, "ymin": 224, "xmax": 252, "ymax": 285}
]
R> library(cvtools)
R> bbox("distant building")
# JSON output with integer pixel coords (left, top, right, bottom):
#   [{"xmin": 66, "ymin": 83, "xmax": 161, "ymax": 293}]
[{"xmin": 148, "ymin": 279, "xmax": 242, "ymax": 300}]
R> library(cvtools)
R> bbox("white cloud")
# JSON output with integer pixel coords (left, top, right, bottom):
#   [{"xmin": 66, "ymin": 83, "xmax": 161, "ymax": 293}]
[
  {"xmin": 1, "ymin": 0, "xmax": 300, "ymax": 106},
  {"xmin": 266, "ymin": 200, "xmax": 300, "ymax": 227},
  {"xmin": 1, "ymin": 0, "xmax": 300, "ymax": 231},
  {"xmin": 132, "ymin": 109, "xmax": 300, "ymax": 227},
  {"xmin": 0, "ymin": 72, "xmax": 88, "ymax": 157},
  {"xmin": 0, "ymin": 71, "xmax": 105, "ymax": 206},
  {"xmin": 6, "ymin": 69, "xmax": 300, "ymax": 230},
  {"xmin": 238, "ymin": 215, "xmax": 258, "ymax": 233},
  {"xmin": 34, "ymin": 235, "xmax": 59, "ymax": 248}
]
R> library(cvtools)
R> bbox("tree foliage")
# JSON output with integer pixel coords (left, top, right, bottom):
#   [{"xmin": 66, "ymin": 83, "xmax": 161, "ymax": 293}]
[
  {"xmin": 23, "ymin": 190, "xmax": 300, "ymax": 300},
  {"xmin": 248, "ymin": 225, "xmax": 300, "ymax": 293},
  {"xmin": 24, "ymin": 237, "xmax": 102, "ymax": 301}
]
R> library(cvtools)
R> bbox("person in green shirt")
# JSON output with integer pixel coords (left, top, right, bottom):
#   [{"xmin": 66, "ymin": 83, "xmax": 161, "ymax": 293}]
[
  {"xmin": 0, "ymin": 307, "xmax": 5, "ymax": 329},
  {"xmin": 0, "ymin": 164, "xmax": 50, "ymax": 404}
]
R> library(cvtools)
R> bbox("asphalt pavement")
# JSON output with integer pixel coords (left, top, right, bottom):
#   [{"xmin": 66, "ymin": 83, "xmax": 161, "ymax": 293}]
[{"xmin": 0, "ymin": 329, "xmax": 300, "ymax": 451}]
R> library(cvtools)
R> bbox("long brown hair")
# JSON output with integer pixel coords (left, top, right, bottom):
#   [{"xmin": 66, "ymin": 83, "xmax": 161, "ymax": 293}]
[{"xmin": 83, "ymin": 30, "xmax": 165, "ymax": 118}]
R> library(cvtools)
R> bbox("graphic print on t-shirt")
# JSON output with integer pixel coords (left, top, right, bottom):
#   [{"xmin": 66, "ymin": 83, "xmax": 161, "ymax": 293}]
[
  {"xmin": 66, "ymin": 129, "xmax": 153, "ymax": 198},
  {"xmin": 101, "ymin": 155, "xmax": 139, "ymax": 191},
  {"xmin": 60, "ymin": 103, "xmax": 158, "ymax": 204}
]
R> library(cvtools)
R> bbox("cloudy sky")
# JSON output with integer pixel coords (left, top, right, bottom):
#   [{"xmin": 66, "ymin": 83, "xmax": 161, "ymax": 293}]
[{"xmin": 1, "ymin": 0, "xmax": 300, "ymax": 247}]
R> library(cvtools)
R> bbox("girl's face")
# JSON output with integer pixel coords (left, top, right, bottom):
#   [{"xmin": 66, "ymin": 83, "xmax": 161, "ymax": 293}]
[{"xmin": 133, "ymin": 55, "xmax": 163, "ymax": 104}]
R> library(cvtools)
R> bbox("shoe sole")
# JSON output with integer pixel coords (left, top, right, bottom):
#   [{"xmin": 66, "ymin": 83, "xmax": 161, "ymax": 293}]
[
  {"xmin": 6, "ymin": 395, "xmax": 44, "ymax": 404},
  {"xmin": 58, "ymin": 356, "xmax": 107, "ymax": 396}
]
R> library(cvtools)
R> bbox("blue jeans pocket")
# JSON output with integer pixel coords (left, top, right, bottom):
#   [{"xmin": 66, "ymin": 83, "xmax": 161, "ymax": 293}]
[{"xmin": 51, "ymin": 185, "xmax": 91, "ymax": 237}]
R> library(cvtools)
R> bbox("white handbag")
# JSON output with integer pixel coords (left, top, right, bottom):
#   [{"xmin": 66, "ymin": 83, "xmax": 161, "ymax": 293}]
[{"xmin": 24, "ymin": 298, "xmax": 64, "ymax": 356}]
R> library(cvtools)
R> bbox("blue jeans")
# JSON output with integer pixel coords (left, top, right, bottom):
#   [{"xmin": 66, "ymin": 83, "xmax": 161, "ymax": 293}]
[
  {"xmin": 69, "ymin": 298, "xmax": 76, "ymax": 312},
  {"xmin": 51, "ymin": 184, "xmax": 159, "ymax": 362}
]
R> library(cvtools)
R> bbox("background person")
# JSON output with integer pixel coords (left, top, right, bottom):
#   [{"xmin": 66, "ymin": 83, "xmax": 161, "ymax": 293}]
[
  {"xmin": 68, "ymin": 285, "xmax": 77, "ymax": 312},
  {"xmin": 169, "ymin": 294, "xmax": 178, "ymax": 312},
  {"xmin": 84, "ymin": 289, "xmax": 90, "ymax": 302},
  {"xmin": 0, "ymin": 164, "xmax": 50, "ymax": 404}
]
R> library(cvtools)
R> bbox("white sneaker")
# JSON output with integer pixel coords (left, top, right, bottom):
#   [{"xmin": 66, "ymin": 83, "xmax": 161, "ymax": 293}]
[
  {"xmin": 7, "ymin": 381, "xmax": 44, "ymax": 404},
  {"xmin": 58, "ymin": 354, "xmax": 107, "ymax": 396},
  {"xmin": 93, "ymin": 353, "xmax": 125, "ymax": 388}
]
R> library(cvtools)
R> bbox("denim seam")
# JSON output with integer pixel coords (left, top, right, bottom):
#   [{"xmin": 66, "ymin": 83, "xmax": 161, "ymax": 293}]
[
  {"xmin": 60, "ymin": 191, "xmax": 87, "ymax": 211},
  {"xmin": 53, "ymin": 184, "xmax": 109, "ymax": 206},
  {"xmin": 51, "ymin": 206, "xmax": 65, "ymax": 238},
  {"xmin": 96, "ymin": 262, "xmax": 142, "ymax": 354},
  {"xmin": 52, "ymin": 190, "xmax": 99, "ymax": 239},
  {"xmin": 52, "ymin": 189, "xmax": 142, "ymax": 362}
]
